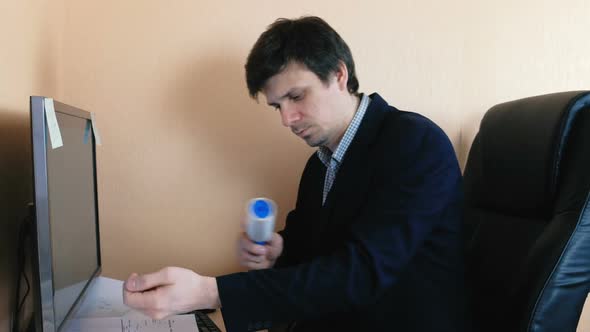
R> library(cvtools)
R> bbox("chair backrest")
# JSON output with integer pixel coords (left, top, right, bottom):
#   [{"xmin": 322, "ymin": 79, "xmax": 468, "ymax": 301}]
[{"xmin": 463, "ymin": 91, "xmax": 590, "ymax": 332}]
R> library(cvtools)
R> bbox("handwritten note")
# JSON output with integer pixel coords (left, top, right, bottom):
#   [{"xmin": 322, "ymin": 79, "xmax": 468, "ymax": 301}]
[{"xmin": 63, "ymin": 315, "xmax": 198, "ymax": 332}]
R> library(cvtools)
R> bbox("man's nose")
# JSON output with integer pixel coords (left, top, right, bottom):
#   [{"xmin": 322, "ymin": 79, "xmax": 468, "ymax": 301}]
[{"xmin": 280, "ymin": 107, "xmax": 301, "ymax": 127}]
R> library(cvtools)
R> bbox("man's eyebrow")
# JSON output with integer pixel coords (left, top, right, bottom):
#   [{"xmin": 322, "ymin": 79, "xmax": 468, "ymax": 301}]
[{"xmin": 266, "ymin": 88, "xmax": 302, "ymax": 106}]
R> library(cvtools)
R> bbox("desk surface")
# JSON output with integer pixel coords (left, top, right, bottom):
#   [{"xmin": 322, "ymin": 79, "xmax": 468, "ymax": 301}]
[{"xmin": 208, "ymin": 310, "xmax": 226, "ymax": 332}]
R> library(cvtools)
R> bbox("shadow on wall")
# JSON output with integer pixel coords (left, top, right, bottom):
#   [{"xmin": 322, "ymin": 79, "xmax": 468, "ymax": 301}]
[{"xmin": 0, "ymin": 109, "xmax": 34, "ymax": 332}]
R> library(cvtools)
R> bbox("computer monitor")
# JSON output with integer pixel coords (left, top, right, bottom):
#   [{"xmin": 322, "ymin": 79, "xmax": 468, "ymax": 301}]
[{"xmin": 29, "ymin": 96, "xmax": 102, "ymax": 332}]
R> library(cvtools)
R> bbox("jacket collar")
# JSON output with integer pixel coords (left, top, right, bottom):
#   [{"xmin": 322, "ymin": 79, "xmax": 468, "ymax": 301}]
[{"xmin": 321, "ymin": 92, "xmax": 396, "ymax": 209}]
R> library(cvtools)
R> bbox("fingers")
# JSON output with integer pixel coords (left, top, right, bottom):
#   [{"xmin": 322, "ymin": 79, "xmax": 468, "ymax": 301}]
[
  {"xmin": 123, "ymin": 289, "xmax": 172, "ymax": 320},
  {"xmin": 242, "ymin": 259, "xmax": 270, "ymax": 270},
  {"xmin": 238, "ymin": 233, "xmax": 271, "ymax": 269},
  {"xmin": 263, "ymin": 232, "xmax": 283, "ymax": 262},
  {"xmin": 124, "ymin": 273, "xmax": 139, "ymax": 292},
  {"xmin": 123, "ymin": 285, "xmax": 159, "ymax": 310},
  {"xmin": 123, "ymin": 276, "xmax": 169, "ymax": 315},
  {"xmin": 240, "ymin": 233, "xmax": 267, "ymax": 255},
  {"xmin": 127, "ymin": 268, "xmax": 174, "ymax": 292},
  {"xmin": 240, "ymin": 250, "xmax": 267, "ymax": 264},
  {"xmin": 239, "ymin": 249, "xmax": 272, "ymax": 269}
]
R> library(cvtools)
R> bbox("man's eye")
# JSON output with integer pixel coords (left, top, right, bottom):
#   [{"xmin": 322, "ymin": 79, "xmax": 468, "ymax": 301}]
[{"xmin": 291, "ymin": 95, "xmax": 302, "ymax": 101}]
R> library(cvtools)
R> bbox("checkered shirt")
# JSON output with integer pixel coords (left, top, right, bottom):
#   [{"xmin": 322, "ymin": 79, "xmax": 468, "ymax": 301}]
[{"xmin": 317, "ymin": 93, "xmax": 371, "ymax": 205}]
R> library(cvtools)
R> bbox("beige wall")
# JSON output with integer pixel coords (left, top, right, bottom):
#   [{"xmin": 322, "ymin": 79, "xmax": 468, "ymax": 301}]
[
  {"xmin": 459, "ymin": 0, "xmax": 590, "ymax": 163},
  {"xmin": 0, "ymin": 1, "xmax": 64, "ymax": 331},
  {"xmin": 2, "ymin": 0, "xmax": 590, "ymax": 331}
]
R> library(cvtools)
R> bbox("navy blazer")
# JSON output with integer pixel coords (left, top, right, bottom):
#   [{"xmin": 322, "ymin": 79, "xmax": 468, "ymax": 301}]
[{"xmin": 217, "ymin": 93, "xmax": 468, "ymax": 332}]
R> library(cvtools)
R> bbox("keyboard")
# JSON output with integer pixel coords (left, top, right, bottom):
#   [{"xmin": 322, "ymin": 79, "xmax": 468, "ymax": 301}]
[{"xmin": 193, "ymin": 309, "xmax": 222, "ymax": 332}]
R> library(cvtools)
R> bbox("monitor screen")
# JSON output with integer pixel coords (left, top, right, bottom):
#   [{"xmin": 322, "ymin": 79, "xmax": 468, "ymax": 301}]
[{"xmin": 30, "ymin": 96, "xmax": 101, "ymax": 332}]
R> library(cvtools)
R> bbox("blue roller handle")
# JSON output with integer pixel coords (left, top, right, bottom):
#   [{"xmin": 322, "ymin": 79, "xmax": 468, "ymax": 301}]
[
  {"xmin": 252, "ymin": 199, "xmax": 270, "ymax": 245},
  {"xmin": 253, "ymin": 199, "xmax": 270, "ymax": 218}
]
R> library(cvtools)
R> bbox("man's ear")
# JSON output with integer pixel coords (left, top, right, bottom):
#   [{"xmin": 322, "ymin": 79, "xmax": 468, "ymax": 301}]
[{"xmin": 334, "ymin": 61, "xmax": 349, "ymax": 91}]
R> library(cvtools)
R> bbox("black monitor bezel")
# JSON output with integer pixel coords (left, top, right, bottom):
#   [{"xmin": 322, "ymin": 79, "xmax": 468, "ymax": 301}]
[{"xmin": 29, "ymin": 96, "xmax": 102, "ymax": 332}]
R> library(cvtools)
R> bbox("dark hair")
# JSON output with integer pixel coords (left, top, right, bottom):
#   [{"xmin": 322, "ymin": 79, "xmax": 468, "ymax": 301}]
[{"xmin": 245, "ymin": 16, "xmax": 359, "ymax": 99}]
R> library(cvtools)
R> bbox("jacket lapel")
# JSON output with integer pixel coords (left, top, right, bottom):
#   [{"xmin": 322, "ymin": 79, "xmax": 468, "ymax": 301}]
[{"xmin": 320, "ymin": 93, "xmax": 394, "ymax": 227}]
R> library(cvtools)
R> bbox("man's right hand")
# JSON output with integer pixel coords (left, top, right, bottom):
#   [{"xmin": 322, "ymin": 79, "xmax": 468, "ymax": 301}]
[{"xmin": 238, "ymin": 232, "xmax": 283, "ymax": 270}]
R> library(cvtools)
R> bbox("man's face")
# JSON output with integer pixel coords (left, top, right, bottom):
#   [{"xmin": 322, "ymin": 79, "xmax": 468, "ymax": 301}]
[{"xmin": 262, "ymin": 62, "xmax": 351, "ymax": 151}]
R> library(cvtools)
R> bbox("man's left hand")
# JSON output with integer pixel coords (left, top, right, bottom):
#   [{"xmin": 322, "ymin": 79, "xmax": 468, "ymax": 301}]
[{"xmin": 123, "ymin": 266, "xmax": 220, "ymax": 319}]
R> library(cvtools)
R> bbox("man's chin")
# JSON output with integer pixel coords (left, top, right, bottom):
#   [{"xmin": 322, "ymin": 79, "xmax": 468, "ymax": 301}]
[{"xmin": 303, "ymin": 137, "xmax": 326, "ymax": 148}]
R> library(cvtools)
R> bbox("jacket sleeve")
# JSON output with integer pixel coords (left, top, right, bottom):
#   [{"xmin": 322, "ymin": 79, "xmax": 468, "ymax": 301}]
[
  {"xmin": 275, "ymin": 154, "xmax": 324, "ymax": 269},
  {"xmin": 217, "ymin": 119, "xmax": 462, "ymax": 332},
  {"xmin": 274, "ymin": 210, "xmax": 297, "ymax": 268}
]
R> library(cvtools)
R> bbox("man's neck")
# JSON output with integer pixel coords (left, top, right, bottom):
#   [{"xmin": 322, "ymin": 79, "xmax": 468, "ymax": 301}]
[{"xmin": 325, "ymin": 93, "xmax": 361, "ymax": 152}]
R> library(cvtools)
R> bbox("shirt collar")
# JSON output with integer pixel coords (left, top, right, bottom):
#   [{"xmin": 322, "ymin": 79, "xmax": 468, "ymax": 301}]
[{"xmin": 317, "ymin": 93, "xmax": 371, "ymax": 167}]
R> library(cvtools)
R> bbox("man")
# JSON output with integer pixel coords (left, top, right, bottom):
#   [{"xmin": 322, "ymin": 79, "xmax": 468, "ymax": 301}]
[{"xmin": 124, "ymin": 16, "xmax": 468, "ymax": 331}]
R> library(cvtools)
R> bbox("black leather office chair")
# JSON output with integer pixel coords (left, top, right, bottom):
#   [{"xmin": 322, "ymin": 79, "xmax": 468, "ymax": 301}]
[{"xmin": 463, "ymin": 91, "xmax": 590, "ymax": 332}]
